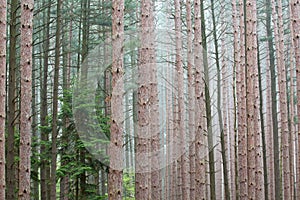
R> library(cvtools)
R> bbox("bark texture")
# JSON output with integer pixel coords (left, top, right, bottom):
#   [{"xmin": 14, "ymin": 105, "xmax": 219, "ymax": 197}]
[
  {"xmin": 194, "ymin": 0, "xmax": 207, "ymax": 199},
  {"xmin": 0, "ymin": 1, "xmax": 7, "ymax": 198},
  {"xmin": 108, "ymin": 0, "xmax": 124, "ymax": 199},
  {"xmin": 19, "ymin": 0, "xmax": 34, "ymax": 199}
]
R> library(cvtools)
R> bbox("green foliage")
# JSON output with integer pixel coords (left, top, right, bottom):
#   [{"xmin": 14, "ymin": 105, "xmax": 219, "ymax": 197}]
[{"xmin": 123, "ymin": 171, "xmax": 135, "ymax": 200}]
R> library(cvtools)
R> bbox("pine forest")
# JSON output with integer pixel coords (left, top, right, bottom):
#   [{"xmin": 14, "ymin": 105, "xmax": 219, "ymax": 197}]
[{"xmin": 0, "ymin": 0, "xmax": 300, "ymax": 199}]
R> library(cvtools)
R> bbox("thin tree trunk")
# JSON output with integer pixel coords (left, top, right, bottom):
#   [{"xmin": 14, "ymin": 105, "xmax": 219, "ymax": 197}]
[
  {"xmin": 50, "ymin": 0, "xmax": 62, "ymax": 199},
  {"xmin": 231, "ymin": 0, "xmax": 239, "ymax": 198},
  {"xmin": 40, "ymin": 1, "xmax": 51, "ymax": 199},
  {"xmin": 237, "ymin": 0, "xmax": 248, "ymax": 198},
  {"xmin": 271, "ymin": 0, "xmax": 291, "ymax": 198},
  {"xmin": 290, "ymin": 0, "xmax": 300, "ymax": 198},
  {"xmin": 256, "ymin": 35, "xmax": 269, "ymax": 200},
  {"xmin": 211, "ymin": 0, "xmax": 230, "ymax": 198},
  {"xmin": 19, "ymin": 0, "xmax": 34, "ymax": 199},
  {"xmin": 200, "ymin": 1, "xmax": 216, "ymax": 198},
  {"xmin": 265, "ymin": 45, "xmax": 275, "ymax": 199},
  {"xmin": 0, "ymin": 0, "xmax": 7, "ymax": 198},
  {"xmin": 108, "ymin": 0, "xmax": 124, "ymax": 199},
  {"xmin": 265, "ymin": 0, "xmax": 282, "ymax": 198},
  {"xmin": 288, "ymin": 43, "xmax": 296, "ymax": 200},
  {"xmin": 257, "ymin": 35, "xmax": 268, "ymax": 200},
  {"xmin": 186, "ymin": 1, "xmax": 195, "ymax": 199},
  {"xmin": 7, "ymin": 0, "xmax": 18, "ymax": 198}
]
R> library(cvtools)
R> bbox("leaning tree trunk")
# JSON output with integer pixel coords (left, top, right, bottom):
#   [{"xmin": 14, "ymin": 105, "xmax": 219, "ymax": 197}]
[
  {"xmin": 19, "ymin": 0, "xmax": 34, "ymax": 199},
  {"xmin": 108, "ymin": 0, "xmax": 124, "ymax": 199},
  {"xmin": 0, "ymin": 0, "xmax": 7, "ymax": 198}
]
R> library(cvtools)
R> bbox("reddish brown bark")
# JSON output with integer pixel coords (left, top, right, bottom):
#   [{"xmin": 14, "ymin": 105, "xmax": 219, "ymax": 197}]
[
  {"xmin": 290, "ymin": 0, "xmax": 300, "ymax": 198},
  {"xmin": 231, "ymin": 0, "xmax": 239, "ymax": 198},
  {"xmin": 194, "ymin": 0, "xmax": 207, "ymax": 199},
  {"xmin": 237, "ymin": 0, "xmax": 248, "ymax": 198},
  {"xmin": 19, "ymin": 0, "xmax": 34, "ymax": 199},
  {"xmin": 108, "ymin": 0, "xmax": 124, "ymax": 199},
  {"xmin": 271, "ymin": 0, "xmax": 291, "ymax": 198},
  {"xmin": 265, "ymin": 46, "xmax": 274, "ymax": 199},
  {"xmin": 0, "ymin": 1, "xmax": 7, "ymax": 198},
  {"xmin": 245, "ymin": 0, "xmax": 264, "ymax": 199},
  {"xmin": 174, "ymin": 0, "xmax": 189, "ymax": 199},
  {"xmin": 135, "ymin": 0, "xmax": 159, "ymax": 199},
  {"xmin": 186, "ymin": 0, "xmax": 195, "ymax": 199}
]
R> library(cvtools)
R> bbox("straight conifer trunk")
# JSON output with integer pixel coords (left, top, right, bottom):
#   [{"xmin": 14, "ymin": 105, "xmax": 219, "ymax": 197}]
[
  {"xmin": 271, "ymin": 0, "xmax": 291, "ymax": 198},
  {"xmin": 108, "ymin": 0, "xmax": 124, "ymax": 199},
  {"xmin": 186, "ymin": 1, "xmax": 195, "ymax": 199},
  {"xmin": 290, "ymin": 0, "xmax": 300, "ymax": 198},
  {"xmin": 194, "ymin": 0, "xmax": 207, "ymax": 198},
  {"xmin": 7, "ymin": 0, "xmax": 18, "ymax": 198},
  {"xmin": 237, "ymin": 0, "xmax": 248, "ymax": 198},
  {"xmin": 0, "ymin": 0, "xmax": 7, "ymax": 198},
  {"xmin": 174, "ymin": 0, "xmax": 189, "ymax": 199},
  {"xmin": 19, "ymin": 0, "xmax": 34, "ymax": 199},
  {"xmin": 50, "ymin": 0, "xmax": 62, "ymax": 199}
]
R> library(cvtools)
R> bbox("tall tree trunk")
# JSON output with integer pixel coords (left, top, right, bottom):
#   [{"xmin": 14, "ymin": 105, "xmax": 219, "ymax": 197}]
[
  {"xmin": 108, "ymin": 0, "xmax": 124, "ymax": 199},
  {"xmin": 0, "ymin": 0, "xmax": 7, "ymax": 198},
  {"xmin": 194, "ymin": 0, "xmax": 207, "ymax": 198},
  {"xmin": 290, "ymin": 0, "xmax": 300, "ymax": 198},
  {"xmin": 271, "ymin": 0, "xmax": 291, "ymax": 198},
  {"xmin": 237, "ymin": 0, "xmax": 248, "ymax": 198},
  {"xmin": 200, "ymin": 1, "xmax": 216, "ymax": 198},
  {"xmin": 265, "ymin": 0, "xmax": 282, "ymax": 198},
  {"xmin": 245, "ymin": 0, "xmax": 264, "ymax": 198},
  {"xmin": 50, "ymin": 0, "xmax": 62, "ymax": 199},
  {"xmin": 186, "ymin": 1, "xmax": 195, "ymax": 199},
  {"xmin": 288, "ymin": 43, "xmax": 296, "ymax": 200},
  {"xmin": 257, "ymin": 35, "xmax": 268, "ymax": 200},
  {"xmin": 135, "ymin": 0, "xmax": 158, "ymax": 198},
  {"xmin": 231, "ymin": 0, "xmax": 239, "ymax": 198},
  {"xmin": 174, "ymin": 0, "xmax": 189, "ymax": 199},
  {"xmin": 19, "ymin": 0, "xmax": 34, "ymax": 199},
  {"xmin": 40, "ymin": 1, "xmax": 51, "ymax": 199},
  {"xmin": 7, "ymin": 0, "xmax": 18, "ymax": 198},
  {"xmin": 32, "ymin": 39, "xmax": 39, "ymax": 200},
  {"xmin": 210, "ymin": 0, "xmax": 230, "ymax": 198},
  {"xmin": 265, "ymin": 45, "xmax": 275, "ymax": 199}
]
